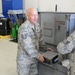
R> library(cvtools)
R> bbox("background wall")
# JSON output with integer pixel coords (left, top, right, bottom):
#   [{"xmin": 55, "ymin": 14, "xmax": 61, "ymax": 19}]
[
  {"xmin": 56, "ymin": 0, "xmax": 75, "ymax": 12},
  {"xmin": 23, "ymin": 0, "xmax": 75, "ymax": 12},
  {"xmin": 39, "ymin": 0, "xmax": 55, "ymax": 12},
  {"xmin": 0, "ymin": 0, "xmax": 2, "ymax": 13},
  {"xmin": 24, "ymin": 0, "xmax": 38, "ymax": 10}
]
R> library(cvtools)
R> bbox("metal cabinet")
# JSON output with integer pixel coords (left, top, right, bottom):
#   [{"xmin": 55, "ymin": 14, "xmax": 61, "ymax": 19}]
[{"xmin": 39, "ymin": 12, "xmax": 67, "ymax": 45}]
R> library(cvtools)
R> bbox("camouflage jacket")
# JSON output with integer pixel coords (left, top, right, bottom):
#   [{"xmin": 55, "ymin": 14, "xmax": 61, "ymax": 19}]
[{"xmin": 17, "ymin": 20, "xmax": 45, "ymax": 63}]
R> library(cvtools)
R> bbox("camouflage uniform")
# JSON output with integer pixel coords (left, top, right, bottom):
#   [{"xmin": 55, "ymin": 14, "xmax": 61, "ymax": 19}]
[
  {"xmin": 17, "ymin": 20, "xmax": 45, "ymax": 75},
  {"xmin": 57, "ymin": 31, "xmax": 75, "ymax": 75}
]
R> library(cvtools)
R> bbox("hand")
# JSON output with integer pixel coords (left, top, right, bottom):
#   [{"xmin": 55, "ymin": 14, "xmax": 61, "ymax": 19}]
[
  {"xmin": 39, "ymin": 55, "xmax": 44, "ymax": 62},
  {"xmin": 47, "ymin": 48, "xmax": 53, "ymax": 51}
]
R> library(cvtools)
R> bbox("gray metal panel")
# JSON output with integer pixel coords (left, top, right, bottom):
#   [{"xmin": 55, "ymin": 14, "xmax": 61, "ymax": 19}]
[
  {"xmin": 40, "ymin": 12, "xmax": 55, "ymax": 44},
  {"xmin": 55, "ymin": 14, "xmax": 67, "ymax": 45},
  {"xmin": 38, "ymin": 62, "xmax": 67, "ymax": 75}
]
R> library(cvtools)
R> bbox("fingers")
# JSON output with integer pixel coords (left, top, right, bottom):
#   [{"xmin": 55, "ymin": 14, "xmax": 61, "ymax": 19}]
[
  {"xmin": 47, "ymin": 48, "xmax": 53, "ymax": 51},
  {"xmin": 39, "ymin": 55, "xmax": 44, "ymax": 62}
]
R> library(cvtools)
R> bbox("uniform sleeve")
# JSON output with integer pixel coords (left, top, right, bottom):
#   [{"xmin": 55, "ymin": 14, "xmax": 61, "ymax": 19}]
[
  {"xmin": 57, "ymin": 40, "xmax": 74, "ymax": 54},
  {"xmin": 57, "ymin": 35, "xmax": 75, "ymax": 54},
  {"xmin": 21, "ymin": 31, "xmax": 41, "ymax": 59}
]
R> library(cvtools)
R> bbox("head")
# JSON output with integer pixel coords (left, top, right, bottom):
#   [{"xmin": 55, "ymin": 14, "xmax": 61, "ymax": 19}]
[{"xmin": 27, "ymin": 7, "xmax": 38, "ymax": 25}]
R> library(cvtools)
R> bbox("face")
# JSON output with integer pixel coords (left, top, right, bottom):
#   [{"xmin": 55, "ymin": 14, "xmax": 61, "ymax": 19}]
[{"xmin": 28, "ymin": 10, "xmax": 38, "ymax": 25}]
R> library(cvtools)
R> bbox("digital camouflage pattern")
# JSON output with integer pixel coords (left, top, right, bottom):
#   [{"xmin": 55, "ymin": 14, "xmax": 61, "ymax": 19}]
[
  {"xmin": 17, "ymin": 20, "xmax": 45, "ymax": 75},
  {"xmin": 57, "ymin": 31, "xmax": 75, "ymax": 75}
]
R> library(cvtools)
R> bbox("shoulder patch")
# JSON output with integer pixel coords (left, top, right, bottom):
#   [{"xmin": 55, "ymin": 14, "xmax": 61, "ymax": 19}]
[{"xmin": 21, "ymin": 33, "xmax": 27, "ymax": 39}]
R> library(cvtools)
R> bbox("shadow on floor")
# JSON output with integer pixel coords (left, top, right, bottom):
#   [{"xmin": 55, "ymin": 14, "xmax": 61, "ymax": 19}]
[{"xmin": 10, "ymin": 39, "xmax": 18, "ymax": 43}]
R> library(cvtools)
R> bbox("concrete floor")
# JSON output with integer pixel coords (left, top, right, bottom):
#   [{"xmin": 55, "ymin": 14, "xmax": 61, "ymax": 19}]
[{"xmin": 0, "ymin": 39, "xmax": 18, "ymax": 75}]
